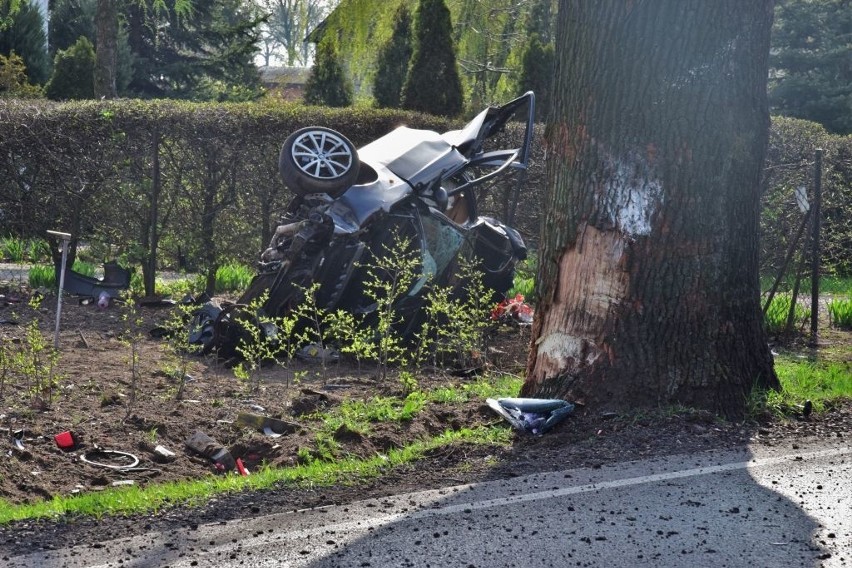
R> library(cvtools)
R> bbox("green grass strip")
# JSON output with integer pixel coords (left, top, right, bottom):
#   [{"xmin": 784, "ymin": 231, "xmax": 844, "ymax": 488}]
[
  {"xmin": 313, "ymin": 373, "xmax": 522, "ymax": 438},
  {"xmin": 769, "ymin": 357, "xmax": 852, "ymax": 413},
  {"xmin": 0, "ymin": 426, "xmax": 511, "ymax": 525}
]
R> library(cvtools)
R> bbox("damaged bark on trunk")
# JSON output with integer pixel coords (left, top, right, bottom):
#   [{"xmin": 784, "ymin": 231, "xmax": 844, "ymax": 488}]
[{"xmin": 523, "ymin": 1, "xmax": 779, "ymax": 419}]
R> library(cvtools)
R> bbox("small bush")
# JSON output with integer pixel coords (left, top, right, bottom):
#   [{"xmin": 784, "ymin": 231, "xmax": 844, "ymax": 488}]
[
  {"xmin": 28, "ymin": 260, "xmax": 96, "ymax": 289},
  {"xmin": 0, "ymin": 237, "xmax": 50, "ymax": 262},
  {"xmin": 157, "ymin": 278, "xmax": 197, "ymax": 299},
  {"xmin": 507, "ymin": 253, "xmax": 537, "ymax": 301},
  {"xmin": 1, "ymin": 237, "xmax": 26, "ymax": 262},
  {"xmin": 71, "ymin": 261, "xmax": 96, "ymax": 277},
  {"xmin": 28, "ymin": 265, "xmax": 54, "ymax": 289},
  {"xmin": 0, "ymin": 53, "xmax": 43, "ymax": 99},
  {"xmin": 508, "ymin": 274, "xmax": 534, "ymax": 301},
  {"xmin": 827, "ymin": 297, "xmax": 852, "ymax": 329},
  {"xmin": 215, "ymin": 262, "xmax": 254, "ymax": 294},
  {"xmin": 764, "ymin": 293, "xmax": 810, "ymax": 335}
]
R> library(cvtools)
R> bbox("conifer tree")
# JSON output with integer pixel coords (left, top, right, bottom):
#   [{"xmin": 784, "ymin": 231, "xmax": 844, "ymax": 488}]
[
  {"xmin": 0, "ymin": 0, "xmax": 51, "ymax": 85},
  {"xmin": 401, "ymin": 0, "xmax": 463, "ymax": 117},
  {"xmin": 304, "ymin": 39, "xmax": 353, "ymax": 107},
  {"xmin": 373, "ymin": 5, "xmax": 412, "ymax": 109},
  {"xmin": 44, "ymin": 35, "xmax": 95, "ymax": 100},
  {"xmin": 517, "ymin": 33, "xmax": 554, "ymax": 121},
  {"xmin": 770, "ymin": 0, "xmax": 852, "ymax": 134}
]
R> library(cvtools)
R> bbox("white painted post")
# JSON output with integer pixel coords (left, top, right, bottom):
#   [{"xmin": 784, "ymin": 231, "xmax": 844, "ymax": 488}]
[{"xmin": 48, "ymin": 230, "xmax": 72, "ymax": 350}]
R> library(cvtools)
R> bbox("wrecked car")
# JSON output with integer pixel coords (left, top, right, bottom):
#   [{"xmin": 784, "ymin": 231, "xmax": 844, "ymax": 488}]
[{"xmin": 194, "ymin": 92, "xmax": 535, "ymax": 355}]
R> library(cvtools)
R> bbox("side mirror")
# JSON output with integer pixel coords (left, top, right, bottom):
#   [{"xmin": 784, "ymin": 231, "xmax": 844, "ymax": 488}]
[{"xmin": 433, "ymin": 186, "xmax": 449, "ymax": 211}]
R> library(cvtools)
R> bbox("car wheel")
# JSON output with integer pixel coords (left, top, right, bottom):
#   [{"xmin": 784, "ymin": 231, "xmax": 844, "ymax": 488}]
[{"xmin": 279, "ymin": 127, "xmax": 360, "ymax": 197}]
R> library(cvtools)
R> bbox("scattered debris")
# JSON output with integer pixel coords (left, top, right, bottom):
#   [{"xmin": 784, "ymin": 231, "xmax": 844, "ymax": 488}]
[
  {"xmin": 54, "ymin": 430, "xmax": 78, "ymax": 450},
  {"xmin": 138, "ymin": 296, "xmax": 178, "ymax": 308},
  {"xmin": 185, "ymin": 431, "xmax": 235, "ymax": 473},
  {"xmin": 152, "ymin": 445, "xmax": 176, "ymax": 463},
  {"xmin": 290, "ymin": 389, "xmax": 341, "ymax": 417},
  {"xmin": 236, "ymin": 458, "xmax": 250, "ymax": 476},
  {"xmin": 0, "ymin": 293, "xmax": 22, "ymax": 307},
  {"xmin": 235, "ymin": 413, "xmax": 299, "ymax": 437},
  {"xmin": 187, "ymin": 302, "xmax": 223, "ymax": 351},
  {"xmin": 491, "ymin": 294, "xmax": 534, "ymax": 325},
  {"xmin": 77, "ymin": 330, "xmax": 90, "ymax": 348},
  {"xmin": 62, "ymin": 261, "xmax": 131, "ymax": 300},
  {"xmin": 11, "ymin": 429, "xmax": 25, "ymax": 452},
  {"xmin": 486, "ymin": 397, "xmax": 575, "ymax": 435},
  {"xmin": 80, "ymin": 448, "xmax": 140, "ymax": 470},
  {"xmin": 296, "ymin": 343, "xmax": 339, "ymax": 364},
  {"xmin": 97, "ymin": 291, "xmax": 111, "ymax": 309},
  {"xmin": 111, "ymin": 480, "xmax": 135, "ymax": 487}
]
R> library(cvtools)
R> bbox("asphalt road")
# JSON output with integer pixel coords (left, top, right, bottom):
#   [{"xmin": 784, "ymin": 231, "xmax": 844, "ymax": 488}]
[{"xmin": 6, "ymin": 436, "xmax": 849, "ymax": 568}]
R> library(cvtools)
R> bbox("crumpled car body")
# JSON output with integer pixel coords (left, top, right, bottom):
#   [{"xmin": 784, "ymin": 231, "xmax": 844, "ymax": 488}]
[{"xmin": 196, "ymin": 92, "xmax": 536, "ymax": 355}]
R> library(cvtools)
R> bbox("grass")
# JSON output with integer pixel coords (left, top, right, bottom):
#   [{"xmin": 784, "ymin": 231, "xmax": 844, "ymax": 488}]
[
  {"xmin": 752, "ymin": 356, "xmax": 852, "ymax": 417},
  {"xmin": 27, "ymin": 261, "xmax": 97, "ymax": 289},
  {"xmin": 0, "ymin": 374, "xmax": 522, "ymax": 524},
  {"xmin": 22, "ymin": 258, "xmax": 251, "ymax": 298},
  {"xmin": 307, "ymin": 374, "xmax": 523, "ymax": 459},
  {"xmin": 0, "ymin": 426, "xmax": 510, "ymax": 524},
  {"xmin": 430, "ymin": 373, "xmax": 524, "ymax": 403}
]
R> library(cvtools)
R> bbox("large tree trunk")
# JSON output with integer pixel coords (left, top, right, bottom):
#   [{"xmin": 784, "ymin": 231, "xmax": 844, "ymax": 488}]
[
  {"xmin": 522, "ymin": 1, "xmax": 779, "ymax": 419},
  {"xmin": 94, "ymin": 0, "xmax": 118, "ymax": 99}
]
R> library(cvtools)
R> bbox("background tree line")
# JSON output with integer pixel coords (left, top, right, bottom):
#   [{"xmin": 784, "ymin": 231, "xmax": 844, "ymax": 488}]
[
  {"xmin": 305, "ymin": 0, "xmax": 554, "ymax": 117},
  {"xmin": 1, "ymin": 0, "xmax": 848, "ymax": 132},
  {"xmin": 1, "ymin": 0, "xmax": 263, "ymax": 101}
]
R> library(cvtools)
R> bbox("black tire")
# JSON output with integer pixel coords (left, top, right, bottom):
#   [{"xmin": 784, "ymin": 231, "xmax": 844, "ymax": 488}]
[{"xmin": 279, "ymin": 127, "xmax": 360, "ymax": 197}]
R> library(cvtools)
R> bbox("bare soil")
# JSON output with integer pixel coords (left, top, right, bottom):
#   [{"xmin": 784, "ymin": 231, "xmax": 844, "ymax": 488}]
[{"xmin": 0, "ymin": 283, "xmax": 850, "ymax": 554}]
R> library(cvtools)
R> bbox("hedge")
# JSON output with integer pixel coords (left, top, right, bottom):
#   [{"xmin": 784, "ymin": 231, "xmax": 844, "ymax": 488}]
[
  {"xmin": 1, "ymin": 99, "xmax": 850, "ymax": 295},
  {"xmin": 0, "ymin": 99, "xmax": 455, "ymax": 292}
]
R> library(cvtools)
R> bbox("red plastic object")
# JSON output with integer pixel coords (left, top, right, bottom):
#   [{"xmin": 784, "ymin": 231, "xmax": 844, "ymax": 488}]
[
  {"xmin": 491, "ymin": 294, "xmax": 534, "ymax": 323},
  {"xmin": 54, "ymin": 431, "xmax": 75, "ymax": 449},
  {"xmin": 236, "ymin": 458, "xmax": 249, "ymax": 476}
]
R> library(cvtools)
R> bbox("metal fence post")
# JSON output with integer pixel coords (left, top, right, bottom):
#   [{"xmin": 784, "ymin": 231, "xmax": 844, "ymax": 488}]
[
  {"xmin": 48, "ymin": 230, "xmax": 71, "ymax": 350},
  {"xmin": 810, "ymin": 149, "xmax": 823, "ymax": 344}
]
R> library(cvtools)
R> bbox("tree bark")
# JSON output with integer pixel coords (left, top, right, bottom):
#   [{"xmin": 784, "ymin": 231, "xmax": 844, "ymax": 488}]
[
  {"xmin": 94, "ymin": 0, "xmax": 118, "ymax": 99},
  {"xmin": 523, "ymin": 1, "xmax": 779, "ymax": 419}
]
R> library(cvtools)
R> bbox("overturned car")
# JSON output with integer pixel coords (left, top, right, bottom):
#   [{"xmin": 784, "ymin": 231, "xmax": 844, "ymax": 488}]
[{"xmin": 194, "ymin": 92, "xmax": 535, "ymax": 355}]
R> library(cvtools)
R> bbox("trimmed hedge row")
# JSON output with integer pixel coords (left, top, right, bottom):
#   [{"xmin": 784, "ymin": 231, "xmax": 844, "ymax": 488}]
[
  {"xmin": 0, "ymin": 99, "xmax": 455, "ymax": 292},
  {"xmin": 761, "ymin": 117, "xmax": 852, "ymax": 278},
  {"xmin": 1, "ymin": 99, "xmax": 850, "ymax": 294}
]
